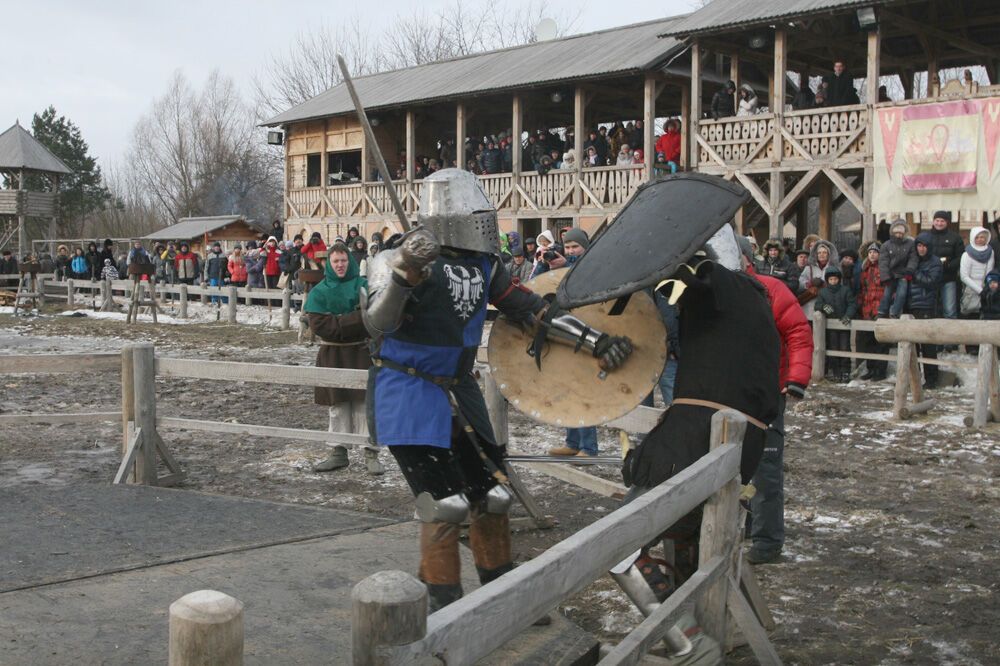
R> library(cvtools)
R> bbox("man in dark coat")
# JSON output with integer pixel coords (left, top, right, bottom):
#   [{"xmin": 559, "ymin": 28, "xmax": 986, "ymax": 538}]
[
  {"xmin": 925, "ymin": 210, "xmax": 964, "ymax": 319},
  {"xmin": 710, "ymin": 81, "xmax": 737, "ymax": 119},
  {"xmin": 756, "ymin": 238, "xmax": 800, "ymax": 294},
  {"xmin": 822, "ymin": 61, "xmax": 860, "ymax": 106},
  {"xmin": 908, "ymin": 233, "xmax": 943, "ymax": 388},
  {"xmin": 625, "ymin": 244, "xmax": 780, "ymax": 581}
]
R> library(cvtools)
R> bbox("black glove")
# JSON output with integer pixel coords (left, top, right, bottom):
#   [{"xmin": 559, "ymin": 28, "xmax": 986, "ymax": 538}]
[
  {"xmin": 594, "ymin": 334, "xmax": 633, "ymax": 370},
  {"xmin": 840, "ymin": 316, "xmax": 851, "ymax": 327},
  {"xmin": 821, "ymin": 304, "xmax": 835, "ymax": 316}
]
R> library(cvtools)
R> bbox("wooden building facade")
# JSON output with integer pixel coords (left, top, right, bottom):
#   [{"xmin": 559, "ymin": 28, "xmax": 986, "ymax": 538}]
[{"xmin": 144, "ymin": 216, "xmax": 268, "ymax": 255}]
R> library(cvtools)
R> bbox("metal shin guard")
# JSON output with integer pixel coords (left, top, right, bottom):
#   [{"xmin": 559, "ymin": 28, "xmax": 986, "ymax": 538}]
[
  {"xmin": 469, "ymin": 512, "xmax": 513, "ymax": 583},
  {"xmin": 419, "ymin": 522, "xmax": 463, "ymax": 612},
  {"xmin": 610, "ymin": 559, "xmax": 693, "ymax": 658}
]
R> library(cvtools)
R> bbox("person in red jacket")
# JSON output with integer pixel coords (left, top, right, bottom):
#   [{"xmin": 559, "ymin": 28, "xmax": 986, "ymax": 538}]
[
  {"xmin": 262, "ymin": 236, "xmax": 283, "ymax": 289},
  {"xmin": 740, "ymin": 237, "xmax": 812, "ymax": 564},
  {"xmin": 654, "ymin": 119, "xmax": 682, "ymax": 173},
  {"xmin": 301, "ymin": 231, "xmax": 328, "ymax": 267}
]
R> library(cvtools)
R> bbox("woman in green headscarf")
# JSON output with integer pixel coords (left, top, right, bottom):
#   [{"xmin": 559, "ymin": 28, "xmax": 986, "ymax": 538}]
[{"xmin": 305, "ymin": 243, "xmax": 383, "ymax": 475}]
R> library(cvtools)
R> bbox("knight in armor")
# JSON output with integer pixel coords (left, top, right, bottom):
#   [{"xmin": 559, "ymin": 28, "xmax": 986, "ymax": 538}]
[{"xmin": 362, "ymin": 168, "xmax": 633, "ymax": 611}]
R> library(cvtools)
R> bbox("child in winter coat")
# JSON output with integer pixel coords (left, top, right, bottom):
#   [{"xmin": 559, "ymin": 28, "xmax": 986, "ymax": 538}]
[
  {"xmin": 877, "ymin": 220, "xmax": 917, "ymax": 318},
  {"xmin": 815, "ymin": 267, "xmax": 857, "ymax": 382},
  {"xmin": 981, "ymin": 271, "xmax": 1000, "ymax": 320},
  {"xmin": 100, "ymin": 258, "xmax": 119, "ymax": 281}
]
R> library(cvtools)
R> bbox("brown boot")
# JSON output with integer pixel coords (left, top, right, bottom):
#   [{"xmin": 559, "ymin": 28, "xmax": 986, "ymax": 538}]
[{"xmin": 419, "ymin": 522, "xmax": 463, "ymax": 612}]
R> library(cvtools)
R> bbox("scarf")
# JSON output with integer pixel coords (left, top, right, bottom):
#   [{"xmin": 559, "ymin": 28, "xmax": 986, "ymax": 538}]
[
  {"xmin": 304, "ymin": 251, "xmax": 366, "ymax": 315},
  {"xmin": 966, "ymin": 243, "xmax": 993, "ymax": 263}
]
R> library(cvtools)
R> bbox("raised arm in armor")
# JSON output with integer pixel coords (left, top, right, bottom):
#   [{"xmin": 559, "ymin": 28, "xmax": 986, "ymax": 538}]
[{"xmin": 362, "ymin": 228, "xmax": 440, "ymax": 335}]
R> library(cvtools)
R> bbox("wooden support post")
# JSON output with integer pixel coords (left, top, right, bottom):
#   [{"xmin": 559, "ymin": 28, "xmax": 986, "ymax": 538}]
[
  {"xmin": 690, "ymin": 40, "xmax": 702, "ymax": 169},
  {"xmin": 351, "ymin": 570, "xmax": 427, "ymax": 666},
  {"xmin": 862, "ymin": 29, "xmax": 881, "ymax": 244},
  {"xmin": 36, "ymin": 276, "xmax": 45, "ymax": 306},
  {"xmin": 768, "ymin": 29, "xmax": 786, "ymax": 240},
  {"xmin": 66, "ymin": 279, "xmax": 74, "ymax": 306},
  {"xmin": 811, "ymin": 311, "xmax": 826, "ymax": 382},
  {"xmin": 227, "ymin": 286, "xmax": 238, "ymax": 324},
  {"xmin": 122, "ymin": 344, "xmax": 136, "ymax": 459},
  {"xmin": 643, "ymin": 73, "xmax": 656, "ymax": 180},
  {"xmin": 179, "ymin": 284, "xmax": 188, "ymax": 319},
  {"xmin": 512, "ymin": 94, "xmax": 523, "ymax": 210},
  {"xmin": 866, "ymin": 29, "xmax": 881, "ymax": 105},
  {"xmin": 405, "ymin": 111, "xmax": 415, "ymax": 185},
  {"xmin": 893, "ymin": 341, "xmax": 914, "ymax": 420},
  {"xmin": 696, "ymin": 410, "xmax": 747, "ymax": 643},
  {"xmin": 280, "ymin": 288, "xmax": 291, "ymax": 330},
  {"xmin": 169, "ymin": 590, "xmax": 244, "ymax": 666},
  {"xmin": 819, "ymin": 177, "xmax": 833, "ymax": 240},
  {"xmin": 990, "ymin": 347, "xmax": 1000, "ymax": 423},
  {"xmin": 132, "ymin": 343, "xmax": 158, "ymax": 485},
  {"xmin": 768, "ymin": 172, "xmax": 783, "ymax": 240},
  {"xmin": 730, "ymin": 54, "xmax": 740, "ymax": 94},
  {"xmin": 972, "ymin": 344, "xmax": 995, "ymax": 427},
  {"xmin": 455, "ymin": 102, "xmax": 466, "ymax": 169},
  {"xmin": 680, "ymin": 84, "xmax": 690, "ymax": 170},
  {"xmin": 574, "ymin": 86, "xmax": 585, "ymax": 207}
]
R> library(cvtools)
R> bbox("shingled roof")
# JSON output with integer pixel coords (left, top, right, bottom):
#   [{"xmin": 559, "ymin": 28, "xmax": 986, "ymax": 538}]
[
  {"xmin": 144, "ymin": 215, "xmax": 266, "ymax": 241},
  {"xmin": 0, "ymin": 122, "xmax": 73, "ymax": 174},
  {"xmin": 265, "ymin": 16, "xmax": 689, "ymax": 126},
  {"xmin": 659, "ymin": 0, "xmax": 897, "ymax": 38}
]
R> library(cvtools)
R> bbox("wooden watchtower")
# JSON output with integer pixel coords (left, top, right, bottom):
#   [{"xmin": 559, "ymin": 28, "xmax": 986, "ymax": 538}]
[{"xmin": 0, "ymin": 122, "xmax": 73, "ymax": 257}]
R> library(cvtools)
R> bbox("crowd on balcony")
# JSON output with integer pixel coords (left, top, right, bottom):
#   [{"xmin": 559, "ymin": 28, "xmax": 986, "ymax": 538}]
[{"xmin": 388, "ymin": 119, "xmax": 688, "ymax": 181}]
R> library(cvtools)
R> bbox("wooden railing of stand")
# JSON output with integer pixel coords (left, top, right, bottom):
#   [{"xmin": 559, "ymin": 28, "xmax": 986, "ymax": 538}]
[{"xmin": 350, "ymin": 410, "xmax": 781, "ymax": 666}]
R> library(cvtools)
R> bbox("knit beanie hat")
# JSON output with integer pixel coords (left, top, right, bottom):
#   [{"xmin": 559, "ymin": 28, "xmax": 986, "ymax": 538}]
[
  {"xmin": 933, "ymin": 210, "xmax": 951, "ymax": 223},
  {"xmin": 562, "ymin": 228, "xmax": 590, "ymax": 250}
]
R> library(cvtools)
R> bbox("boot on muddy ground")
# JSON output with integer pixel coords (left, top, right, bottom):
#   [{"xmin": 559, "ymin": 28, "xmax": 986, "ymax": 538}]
[
  {"xmin": 313, "ymin": 445, "xmax": 349, "ymax": 472},
  {"xmin": 363, "ymin": 446, "xmax": 385, "ymax": 476}
]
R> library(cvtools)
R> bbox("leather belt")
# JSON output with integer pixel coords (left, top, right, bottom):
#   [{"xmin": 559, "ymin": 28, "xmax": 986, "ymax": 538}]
[
  {"xmin": 670, "ymin": 398, "xmax": 768, "ymax": 431},
  {"xmin": 373, "ymin": 357, "xmax": 460, "ymax": 387},
  {"xmin": 318, "ymin": 340, "xmax": 367, "ymax": 347}
]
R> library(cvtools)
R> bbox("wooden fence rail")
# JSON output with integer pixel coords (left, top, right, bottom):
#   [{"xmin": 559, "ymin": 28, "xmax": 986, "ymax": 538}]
[{"xmin": 352, "ymin": 410, "xmax": 781, "ymax": 665}]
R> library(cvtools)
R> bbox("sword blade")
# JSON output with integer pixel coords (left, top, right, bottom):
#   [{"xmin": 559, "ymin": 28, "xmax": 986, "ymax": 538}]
[
  {"xmin": 505, "ymin": 455, "xmax": 621, "ymax": 465},
  {"xmin": 336, "ymin": 54, "xmax": 411, "ymax": 233}
]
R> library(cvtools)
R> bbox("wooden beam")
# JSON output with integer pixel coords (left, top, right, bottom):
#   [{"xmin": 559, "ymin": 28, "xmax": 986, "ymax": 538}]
[
  {"xmin": 512, "ymin": 94, "xmax": 523, "ymax": 210},
  {"xmin": 690, "ymin": 40, "xmax": 702, "ymax": 169},
  {"xmin": 818, "ymin": 177, "xmax": 833, "ymax": 239},
  {"xmin": 680, "ymin": 84, "xmax": 690, "ymax": 169},
  {"xmin": 643, "ymin": 73, "xmax": 656, "ymax": 180},
  {"xmin": 455, "ymin": 103, "xmax": 466, "ymax": 170},
  {"xmin": 875, "ymin": 319, "xmax": 1000, "ymax": 347},
  {"xmin": 823, "ymin": 168, "xmax": 864, "ymax": 214},
  {"xmin": 772, "ymin": 28, "xmax": 787, "ymax": 114},
  {"xmin": 768, "ymin": 172, "xmax": 784, "ymax": 239},
  {"xmin": 574, "ymin": 86, "xmax": 586, "ymax": 208},
  {"xmin": 777, "ymin": 168, "xmax": 822, "ymax": 217},
  {"xmin": 0, "ymin": 353, "xmax": 121, "ymax": 374},
  {"xmin": 726, "ymin": 576, "xmax": 784, "ymax": 665},
  {"xmin": 155, "ymin": 357, "xmax": 369, "ymax": 390},
  {"xmin": 735, "ymin": 172, "xmax": 772, "ymax": 215},
  {"xmin": 405, "ymin": 111, "xmax": 415, "ymax": 184},
  {"xmin": 0, "ymin": 411, "xmax": 122, "ymax": 425},
  {"xmin": 881, "ymin": 10, "xmax": 1000, "ymax": 61},
  {"xmin": 158, "ymin": 416, "xmax": 369, "ymax": 447}
]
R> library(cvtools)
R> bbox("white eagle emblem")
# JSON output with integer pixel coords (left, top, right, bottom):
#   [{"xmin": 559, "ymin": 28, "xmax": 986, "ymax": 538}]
[{"xmin": 443, "ymin": 264, "xmax": 485, "ymax": 320}]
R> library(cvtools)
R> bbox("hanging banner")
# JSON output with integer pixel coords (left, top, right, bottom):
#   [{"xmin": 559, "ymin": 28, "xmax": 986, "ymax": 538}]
[{"xmin": 873, "ymin": 97, "xmax": 1000, "ymax": 213}]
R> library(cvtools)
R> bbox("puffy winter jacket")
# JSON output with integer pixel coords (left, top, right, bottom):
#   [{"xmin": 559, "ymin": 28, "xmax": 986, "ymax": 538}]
[
  {"xmin": 926, "ymin": 226, "xmax": 965, "ymax": 283},
  {"xmin": 907, "ymin": 253, "xmax": 943, "ymax": 313},
  {"xmin": 749, "ymin": 269, "xmax": 813, "ymax": 397},
  {"xmin": 174, "ymin": 250, "xmax": 200, "ymax": 281},
  {"xmin": 227, "ymin": 255, "xmax": 248, "ymax": 283},
  {"xmin": 878, "ymin": 235, "xmax": 918, "ymax": 280},
  {"xmin": 204, "ymin": 252, "xmax": 228, "ymax": 281},
  {"xmin": 981, "ymin": 272, "xmax": 1000, "ymax": 320},
  {"xmin": 959, "ymin": 226, "xmax": 995, "ymax": 296},
  {"xmin": 245, "ymin": 252, "xmax": 265, "ymax": 288},
  {"xmin": 756, "ymin": 246, "xmax": 800, "ymax": 295},
  {"xmin": 815, "ymin": 282, "xmax": 857, "ymax": 319}
]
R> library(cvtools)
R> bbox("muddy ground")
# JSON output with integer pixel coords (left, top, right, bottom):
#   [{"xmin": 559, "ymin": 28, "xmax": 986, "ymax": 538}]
[{"xmin": 1, "ymin": 307, "xmax": 998, "ymax": 665}]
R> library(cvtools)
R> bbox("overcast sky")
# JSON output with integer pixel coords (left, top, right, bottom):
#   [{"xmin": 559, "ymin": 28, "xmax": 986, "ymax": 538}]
[{"xmin": 1, "ymin": 0, "xmax": 696, "ymax": 168}]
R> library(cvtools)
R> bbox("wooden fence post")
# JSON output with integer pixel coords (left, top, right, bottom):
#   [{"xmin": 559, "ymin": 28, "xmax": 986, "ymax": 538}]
[
  {"xmin": 811, "ymin": 310, "xmax": 826, "ymax": 382},
  {"xmin": 66, "ymin": 279, "xmax": 74, "ymax": 306},
  {"xmin": 990, "ymin": 346, "xmax": 1000, "ymax": 424},
  {"xmin": 892, "ymin": 340, "xmax": 913, "ymax": 420},
  {"xmin": 696, "ymin": 410, "xmax": 747, "ymax": 644},
  {"xmin": 351, "ymin": 570, "xmax": 427, "ymax": 666},
  {"xmin": 122, "ymin": 344, "xmax": 136, "ymax": 461},
  {"xmin": 179, "ymin": 284, "xmax": 189, "ymax": 319},
  {"xmin": 243, "ymin": 286, "xmax": 252, "ymax": 306},
  {"xmin": 227, "ymin": 287, "xmax": 238, "ymax": 324},
  {"xmin": 169, "ymin": 590, "xmax": 243, "ymax": 666},
  {"xmin": 201, "ymin": 282, "xmax": 210, "ymax": 305},
  {"xmin": 100, "ymin": 279, "xmax": 111, "ymax": 311},
  {"xmin": 37, "ymin": 275, "xmax": 46, "ymax": 306},
  {"xmin": 132, "ymin": 343, "xmax": 158, "ymax": 485},
  {"xmin": 281, "ymin": 289, "xmax": 291, "ymax": 330},
  {"xmin": 973, "ymin": 343, "xmax": 995, "ymax": 427}
]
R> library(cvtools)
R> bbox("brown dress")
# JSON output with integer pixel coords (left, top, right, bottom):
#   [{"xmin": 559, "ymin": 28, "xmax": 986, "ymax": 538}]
[{"xmin": 307, "ymin": 310, "xmax": 370, "ymax": 405}]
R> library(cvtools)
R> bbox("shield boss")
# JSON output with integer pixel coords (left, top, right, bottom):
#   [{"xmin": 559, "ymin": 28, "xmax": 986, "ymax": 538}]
[{"xmin": 487, "ymin": 268, "xmax": 667, "ymax": 428}]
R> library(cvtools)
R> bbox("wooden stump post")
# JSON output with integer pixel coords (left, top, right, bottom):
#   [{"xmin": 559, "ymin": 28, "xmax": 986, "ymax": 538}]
[
  {"xmin": 201, "ymin": 282, "xmax": 210, "ymax": 305},
  {"xmin": 696, "ymin": 410, "xmax": 747, "ymax": 644},
  {"xmin": 36, "ymin": 275, "xmax": 46, "ymax": 306},
  {"xmin": 227, "ymin": 287, "xmax": 238, "ymax": 324},
  {"xmin": 121, "ymin": 344, "xmax": 136, "ymax": 460},
  {"xmin": 892, "ymin": 340, "xmax": 913, "ymax": 420},
  {"xmin": 179, "ymin": 284, "xmax": 189, "ymax": 319},
  {"xmin": 66, "ymin": 279, "xmax": 74, "ymax": 306},
  {"xmin": 169, "ymin": 590, "xmax": 244, "ymax": 666},
  {"xmin": 811, "ymin": 311, "xmax": 826, "ymax": 382},
  {"xmin": 280, "ymin": 289, "xmax": 291, "ymax": 330},
  {"xmin": 132, "ymin": 343, "xmax": 158, "ymax": 485},
  {"xmin": 351, "ymin": 570, "xmax": 427, "ymax": 666},
  {"xmin": 972, "ymin": 343, "xmax": 995, "ymax": 427},
  {"xmin": 243, "ymin": 286, "xmax": 252, "ymax": 306},
  {"xmin": 100, "ymin": 279, "xmax": 112, "ymax": 312}
]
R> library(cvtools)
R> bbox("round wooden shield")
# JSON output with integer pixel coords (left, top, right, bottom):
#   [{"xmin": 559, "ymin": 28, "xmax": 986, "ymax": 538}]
[{"xmin": 487, "ymin": 268, "xmax": 667, "ymax": 428}]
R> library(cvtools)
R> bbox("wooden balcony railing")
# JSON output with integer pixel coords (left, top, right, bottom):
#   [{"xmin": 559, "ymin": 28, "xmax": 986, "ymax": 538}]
[
  {"xmin": 284, "ymin": 165, "xmax": 648, "ymax": 220},
  {"xmin": 782, "ymin": 104, "xmax": 867, "ymax": 161}
]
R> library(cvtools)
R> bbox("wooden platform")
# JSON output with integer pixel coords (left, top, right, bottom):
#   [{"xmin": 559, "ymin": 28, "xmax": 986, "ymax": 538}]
[{"xmin": 0, "ymin": 485, "xmax": 598, "ymax": 665}]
